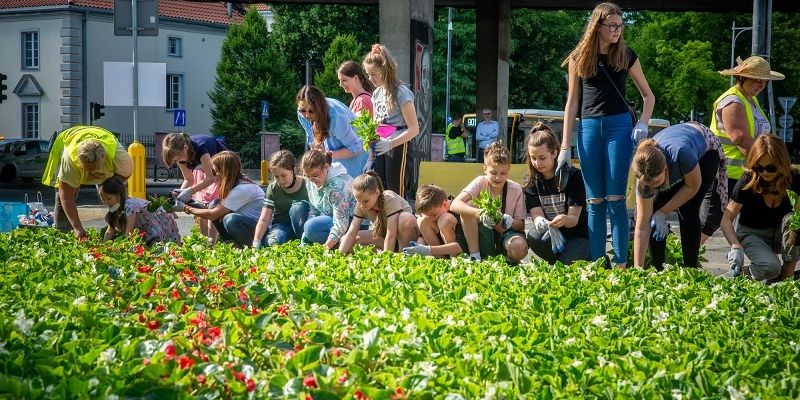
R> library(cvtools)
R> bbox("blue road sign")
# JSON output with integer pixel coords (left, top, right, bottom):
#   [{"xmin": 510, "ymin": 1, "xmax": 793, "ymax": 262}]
[
  {"xmin": 261, "ymin": 100, "xmax": 269, "ymax": 119},
  {"xmin": 173, "ymin": 109, "xmax": 186, "ymax": 127}
]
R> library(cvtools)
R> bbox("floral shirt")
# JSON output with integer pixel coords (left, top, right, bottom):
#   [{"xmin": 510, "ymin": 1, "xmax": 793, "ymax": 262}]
[{"xmin": 306, "ymin": 163, "xmax": 356, "ymax": 243}]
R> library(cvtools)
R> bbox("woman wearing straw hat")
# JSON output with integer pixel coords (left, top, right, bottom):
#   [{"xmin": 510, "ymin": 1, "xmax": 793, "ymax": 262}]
[{"xmin": 702, "ymin": 55, "xmax": 784, "ymax": 243}]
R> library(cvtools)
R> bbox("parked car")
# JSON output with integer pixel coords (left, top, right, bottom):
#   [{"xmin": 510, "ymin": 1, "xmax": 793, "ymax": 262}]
[{"xmin": 0, "ymin": 138, "xmax": 51, "ymax": 183}]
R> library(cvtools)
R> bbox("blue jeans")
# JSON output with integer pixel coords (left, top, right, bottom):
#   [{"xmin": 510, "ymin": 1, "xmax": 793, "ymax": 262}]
[
  {"xmin": 214, "ymin": 212, "xmax": 259, "ymax": 248},
  {"xmin": 302, "ymin": 215, "xmax": 334, "ymax": 244},
  {"xmin": 266, "ymin": 201, "xmax": 310, "ymax": 246},
  {"xmin": 577, "ymin": 112, "xmax": 633, "ymax": 264}
]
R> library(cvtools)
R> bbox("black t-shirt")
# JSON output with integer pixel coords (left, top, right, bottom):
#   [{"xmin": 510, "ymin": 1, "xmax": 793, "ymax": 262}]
[
  {"xmin": 581, "ymin": 47, "xmax": 638, "ymax": 118},
  {"xmin": 524, "ymin": 167, "xmax": 588, "ymax": 237},
  {"xmin": 447, "ymin": 124, "xmax": 464, "ymax": 140},
  {"xmin": 732, "ymin": 170, "xmax": 800, "ymax": 229}
]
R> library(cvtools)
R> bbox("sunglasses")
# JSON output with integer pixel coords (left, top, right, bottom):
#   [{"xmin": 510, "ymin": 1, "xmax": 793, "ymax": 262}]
[
  {"xmin": 298, "ymin": 108, "xmax": 315, "ymax": 115},
  {"xmin": 752, "ymin": 164, "xmax": 778, "ymax": 174},
  {"xmin": 177, "ymin": 160, "xmax": 187, "ymax": 165}
]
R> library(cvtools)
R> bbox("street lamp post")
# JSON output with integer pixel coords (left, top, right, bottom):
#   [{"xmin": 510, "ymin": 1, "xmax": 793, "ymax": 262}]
[
  {"xmin": 730, "ymin": 20, "xmax": 753, "ymax": 86},
  {"xmin": 445, "ymin": 7, "xmax": 453, "ymax": 127}
]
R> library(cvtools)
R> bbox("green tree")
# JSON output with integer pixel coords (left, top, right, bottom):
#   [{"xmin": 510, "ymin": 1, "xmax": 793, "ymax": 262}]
[
  {"xmin": 208, "ymin": 7, "xmax": 299, "ymax": 167},
  {"xmin": 314, "ymin": 34, "xmax": 367, "ymax": 103},
  {"xmin": 431, "ymin": 8, "xmax": 477, "ymax": 134}
]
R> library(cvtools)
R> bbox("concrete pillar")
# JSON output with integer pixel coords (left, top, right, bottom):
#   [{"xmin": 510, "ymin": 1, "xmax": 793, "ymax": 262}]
[
  {"xmin": 475, "ymin": 0, "xmax": 511, "ymax": 141},
  {"xmin": 379, "ymin": 0, "xmax": 433, "ymax": 196}
]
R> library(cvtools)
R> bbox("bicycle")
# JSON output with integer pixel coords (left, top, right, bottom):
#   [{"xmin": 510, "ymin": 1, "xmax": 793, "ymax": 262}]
[{"xmin": 153, "ymin": 164, "xmax": 181, "ymax": 182}]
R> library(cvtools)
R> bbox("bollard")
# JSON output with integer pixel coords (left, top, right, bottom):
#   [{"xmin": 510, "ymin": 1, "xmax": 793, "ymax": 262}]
[
  {"xmin": 260, "ymin": 159, "xmax": 269, "ymax": 185},
  {"xmin": 128, "ymin": 141, "xmax": 146, "ymax": 199}
]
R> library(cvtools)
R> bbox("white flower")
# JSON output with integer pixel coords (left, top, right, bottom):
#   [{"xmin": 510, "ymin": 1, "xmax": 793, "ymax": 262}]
[
  {"xmin": 453, "ymin": 336, "xmax": 463, "ymax": 347},
  {"xmin": 608, "ymin": 274, "xmax": 619, "ymax": 286},
  {"xmin": 39, "ymin": 329, "xmax": 53, "ymax": 343},
  {"xmin": 371, "ymin": 308, "xmax": 386, "ymax": 318},
  {"xmin": 415, "ymin": 361, "xmax": 437, "ymax": 377},
  {"xmin": 651, "ymin": 311, "xmax": 669, "ymax": 325},
  {"xmin": 88, "ymin": 378, "xmax": 99, "ymax": 388},
  {"xmin": 629, "ymin": 351, "xmax": 643, "ymax": 359},
  {"xmin": 671, "ymin": 389, "xmax": 683, "ymax": 400},
  {"xmin": 727, "ymin": 385, "xmax": 746, "ymax": 400},
  {"xmin": 72, "ymin": 296, "xmax": 87, "ymax": 306},
  {"xmin": 83, "ymin": 253, "xmax": 95, "ymax": 262},
  {"xmin": 570, "ymin": 360, "xmax": 583, "ymax": 368},
  {"xmin": 462, "ymin": 293, "xmax": 479, "ymax": 303},
  {"xmin": 14, "ymin": 310, "xmax": 33, "ymax": 336},
  {"xmin": 499, "ymin": 334, "xmax": 507, "ymax": 342},
  {"xmin": 242, "ymin": 364, "xmax": 254, "ymax": 379},
  {"xmin": 98, "ymin": 348, "xmax": 116, "ymax": 364},
  {"xmin": 591, "ymin": 315, "xmax": 608, "ymax": 329},
  {"xmin": 442, "ymin": 314, "xmax": 456, "ymax": 326},
  {"xmin": 108, "ymin": 395, "xmax": 119, "ymax": 400},
  {"xmin": 564, "ymin": 337, "xmax": 576, "ymax": 345},
  {"xmin": 401, "ymin": 308, "xmax": 411, "ymax": 321}
]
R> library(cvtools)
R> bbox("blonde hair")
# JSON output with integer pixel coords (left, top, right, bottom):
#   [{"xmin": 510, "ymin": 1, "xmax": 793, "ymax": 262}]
[
  {"xmin": 211, "ymin": 151, "xmax": 250, "ymax": 200},
  {"xmin": 743, "ymin": 135, "xmax": 793, "ymax": 196},
  {"xmin": 76, "ymin": 140, "xmax": 106, "ymax": 171},
  {"xmin": 632, "ymin": 139, "xmax": 667, "ymax": 181},
  {"xmin": 162, "ymin": 133, "xmax": 194, "ymax": 167},
  {"xmin": 363, "ymin": 44, "xmax": 402, "ymax": 113},
  {"xmin": 524, "ymin": 123, "xmax": 559, "ymax": 186},
  {"xmin": 483, "ymin": 141, "xmax": 511, "ymax": 166},
  {"xmin": 415, "ymin": 184, "xmax": 449, "ymax": 214},
  {"xmin": 562, "ymin": 2, "xmax": 629, "ymax": 77},
  {"xmin": 352, "ymin": 171, "xmax": 387, "ymax": 239}
]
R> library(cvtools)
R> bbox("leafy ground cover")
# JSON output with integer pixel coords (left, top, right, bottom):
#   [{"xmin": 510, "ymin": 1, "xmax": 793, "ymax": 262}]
[{"xmin": 1, "ymin": 228, "xmax": 799, "ymax": 399}]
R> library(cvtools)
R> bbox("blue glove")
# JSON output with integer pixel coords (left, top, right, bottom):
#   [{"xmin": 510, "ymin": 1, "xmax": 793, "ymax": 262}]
[
  {"xmin": 632, "ymin": 121, "xmax": 648, "ymax": 143},
  {"xmin": 532, "ymin": 216, "xmax": 550, "ymax": 237},
  {"xmin": 650, "ymin": 210, "xmax": 669, "ymax": 241},
  {"xmin": 727, "ymin": 246, "xmax": 744, "ymax": 277},
  {"xmin": 501, "ymin": 214, "xmax": 513, "ymax": 231},
  {"xmin": 175, "ymin": 188, "xmax": 193, "ymax": 203},
  {"xmin": 542, "ymin": 226, "xmax": 566, "ymax": 254},
  {"xmin": 374, "ymin": 138, "xmax": 393, "ymax": 156},
  {"xmin": 403, "ymin": 241, "xmax": 431, "ymax": 256}
]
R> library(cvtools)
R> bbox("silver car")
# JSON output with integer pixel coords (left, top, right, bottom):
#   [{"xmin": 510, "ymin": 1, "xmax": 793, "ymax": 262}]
[{"xmin": 0, "ymin": 138, "xmax": 51, "ymax": 183}]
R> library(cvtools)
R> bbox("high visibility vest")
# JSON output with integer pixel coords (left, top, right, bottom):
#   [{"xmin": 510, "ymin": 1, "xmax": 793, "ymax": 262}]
[
  {"xmin": 445, "ymin": 123, "xmax": 466, "ymax": 155},
  {"xmin": 42, "ymin": 126, "xmax": 118, "ymax": 187},
  {"xmin": 710, "ymin": 85, "xmax": 768, "ymax": 180}
]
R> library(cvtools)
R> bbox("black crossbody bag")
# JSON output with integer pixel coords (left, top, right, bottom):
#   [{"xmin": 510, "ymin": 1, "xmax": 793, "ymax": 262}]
[{"xmin": 598, "ymin": 61, "xmax": 638, "ymax": 126}]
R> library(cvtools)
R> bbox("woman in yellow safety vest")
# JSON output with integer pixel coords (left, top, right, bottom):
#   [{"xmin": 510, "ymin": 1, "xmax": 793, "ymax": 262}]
[
  {"xmin": 703, "ymin": 56, "xmax": 785, "ymax": 243},
  {"xmin": 42, "ymin": 125, "xmax": 133, "ymax": 239}
]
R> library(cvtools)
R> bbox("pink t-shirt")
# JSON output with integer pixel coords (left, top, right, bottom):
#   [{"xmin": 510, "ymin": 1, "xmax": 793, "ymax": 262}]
[
  {"xmin": 462, "ymin": 176, "xmax": 527, "ymax": 221},
  {"xmin": 349, "ymin": 92, "xmax": 374, "ymax": 118}
]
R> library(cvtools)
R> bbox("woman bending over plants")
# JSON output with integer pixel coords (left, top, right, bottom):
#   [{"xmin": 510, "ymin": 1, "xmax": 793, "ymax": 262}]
[
  {"xmin": 721, "ymin": 135, "xmax": 800, "ymax": 282},
  {"xmin": 98, "ymin": 176, "xmax": 180, "ymax": 245},
  {"xmin": 252, "ymin": 150, "xmax": 310, "ymax": 248},
  {"xmin": 338, "ymin": 171, "xmax": 418, "ymax": 254},
  {"xmin": 300, "ymin": 149, "xmax": 357, "ymax": 250},
  {"xmin": 183, "ymin": 151, "xmax": 264, "ymax": 248}
]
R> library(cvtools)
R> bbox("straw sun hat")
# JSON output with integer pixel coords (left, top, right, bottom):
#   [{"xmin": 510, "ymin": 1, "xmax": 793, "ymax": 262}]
[{"xmin": 719, "ymin": 56, "xmax": 785, "ymax": 81}]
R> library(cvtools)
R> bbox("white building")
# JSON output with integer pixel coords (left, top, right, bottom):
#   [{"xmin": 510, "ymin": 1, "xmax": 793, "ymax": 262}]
[{"xmin": 0, "ymin": 0, "xmax": 243, "ymax": 152}]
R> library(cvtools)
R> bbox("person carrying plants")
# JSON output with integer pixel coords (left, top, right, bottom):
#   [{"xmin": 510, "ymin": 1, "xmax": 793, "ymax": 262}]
[
  {"xmin": 252, "ymin": 150, "xmax": 310, "ymax": 248},
  {"xmin": 720, "ymin": 135, "xmax": 800, "ymax": 282},
  {"xmin": 300, "ymin": 149, "xmax": 357, "ymax": 250},
  {"xmin": 403, "ymin": 184, "xmax": 470, "ymax": 258},
  {"xmin": 631, "ymin": 122, "xmax": 727, "ymax": 271},
  {"xmin": 162, "ymin": 132, "xmax": 228, "ymax": 239},
  {"xmin": 42, "ymin": 125, "xmax": 133, "ymax": 239},
  {"xmin": 183, "ymin": 151, "xmax": 264, "ymax": 248},
  {"xmin": 557, "ymin": 2, "xmax": 655, "ymax": 269},
  {"xmin": 338, "ymin": 171, "xmax": 418, "ymax": 254},
  {"xmin": 524, "ymin": 123, "xmax": 590, "ymax": 265},
  {"xmin": 97, "ymin": 176, "xmax": 180, "ymax": 245},
  {"xmin": 449, "ymin": 142, "xmax": 528, "ymax": 264},
  {"xmin": 297, "ymin": 85, "xmax": 368, "ymax": 178},
  {"xmin": 363, "ymin": 43, "xmax": 420, "ymax": 198}
]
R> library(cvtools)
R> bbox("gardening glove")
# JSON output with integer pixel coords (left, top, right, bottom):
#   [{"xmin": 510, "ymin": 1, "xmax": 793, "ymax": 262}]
[
  {"xmin": 547, "ymin": 226, "xmax": 566, "ymax": 254},
  {"xmin": 532, "ymin": 216, "xmax": 550, "ymax": 237},
  {"xmin": 555, "ymin": 148, "xmax": 571, "ymax": 178},
  {"xmin": 501, "ymin": 214, "xmax": 513, "ymax": 231},
  {"xmin": 478, "ymin": 210, "xmax": 498, "ymax": 229},
  {"xmin": 374, "ymin": 138, "xmax": 393, "ymax": 156},
  {"xmin": 632, "ymin": 121, "xmax": 649, "ymax": 143},
  {"xmin": 175, "ymin": 188, "xmax": 193, "ymax": 203},
  {"xmin": 363, "ymin": 158, "xmax": 374, "ymax": 173},
  {"xmin": 650, "ymin": 210, "xmax": 669, "ymax": 241},
  {"xmin": 252, "ymin": 239, "xmax": 262, "ymax": 249},
  {"xmin": 403, "ymin": 241, "xmax": 431, "ymax": 257},
  {"xmin": 727, "ymin": 246, "xmax": 744, "ymax": 277}
]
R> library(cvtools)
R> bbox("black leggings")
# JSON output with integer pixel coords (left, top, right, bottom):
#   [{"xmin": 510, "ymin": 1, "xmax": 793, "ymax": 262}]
[
  {"xmin": 374, "ymin": 142, "xmax": 410, "ymax": 199},
  {"xmin": 650, "ymin": 151, "xmax": 720, "ymax": 270}
]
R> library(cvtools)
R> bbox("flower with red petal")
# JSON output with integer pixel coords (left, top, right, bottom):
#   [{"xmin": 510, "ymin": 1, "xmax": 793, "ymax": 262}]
[
  {"xmin": 337, "ymin": 371, "xmax": 348, "ymax": 385},
  {"xmin": 164, "ymin": 343, "xmax": 176, "ymax": 360},
  {"xmin": 154, "ymin": 304, "xmax": 166, "ymax": 313},
  {"xmin": 246, "ymin": 378, "xmax": 256, "ymax": 392},
  {"xmin": 196, "ymin": 374, "xmax": 206, "ymax": 385},
  {"xmin": 137, "ymin": 265, "xmax": 152, "ymax": 273},
  {"xmin": 138, "ymin": 314, "xmax": 146, "ymax": 323},
  {"xmin": 332, "ymin": 348, "xmax": 341, "ymax": 357},
  {"xmin": 251, "ymin": 308, "xmax": 260, "ymax": 315},
  {"xmin": 223, "ymin": 280, "xmax": 234, "ymax": 288},
  {"xmin": 355, "ymin": 390, "xmax": 369, "ymax": 400},
  {"xmin": 391, "ymin": 387, "xmax": 405, "ymax": 399},
  {"xmin": 207, "ymin": 326, "xmax": 222, "ymax": 340},
  {"xmin": 276, "ymin": 304, "xmax": 289, "ymax": 317},
  {"xmin": 171, "ymin": 289, "xmax": 181, "ymax": 300},
  {"xmin": 231, "ymin": 371, "xmax": 246, "ymax": 382},
  {"xmin": 303, "ymin": 375, "xmax": 317, "ymax": 389},
  {"xmin": 146, "ymin": 320, "xmax": 160, "ymax": 330},
  {"xmin": 135, "ymin": 245, "xmax": 145, "ymax": 257},
  {"xmin": 178, "ymin": 354, "xmax": 195, "ymax": 369}
]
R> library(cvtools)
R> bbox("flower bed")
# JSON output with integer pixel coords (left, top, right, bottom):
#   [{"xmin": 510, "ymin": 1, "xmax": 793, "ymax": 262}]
[{"xmin": 1, "ymin": 228, "xmax": 799, "ymax": 399}]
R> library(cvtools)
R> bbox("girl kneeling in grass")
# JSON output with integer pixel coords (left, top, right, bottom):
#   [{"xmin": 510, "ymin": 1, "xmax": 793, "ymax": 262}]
[
  {"xmin": 301, "ymin": 149, "xmax": 356, "ymax": 250},
  {"xmin": 98, "ymin": 176, "xmax": 181, "ymax": 244},
  {"xmin": 252, "ymin": 150, "xmax": 310, "ymax": 248},
  {"xmin": 339, "ymin": 171, "xmax": 418, "ymax": 253}
]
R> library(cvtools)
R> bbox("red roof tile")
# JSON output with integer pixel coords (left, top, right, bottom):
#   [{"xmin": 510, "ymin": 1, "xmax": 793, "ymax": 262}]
[{"xmin": 0, "ymin": 0, "xmax": 244, "ymax": 26}]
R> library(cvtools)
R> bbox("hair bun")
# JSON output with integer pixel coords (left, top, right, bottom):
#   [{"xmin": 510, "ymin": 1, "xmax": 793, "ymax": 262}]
[{"xmin": 371, "ymin": 44, "xmax": 382, "ymax": 54}]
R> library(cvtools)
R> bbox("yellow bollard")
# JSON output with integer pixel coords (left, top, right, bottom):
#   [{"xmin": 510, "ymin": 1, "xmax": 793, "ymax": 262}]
[
  {"xmin": 128, "ymin": 141, "xmax": 146, "ymax": 199},
  {"xmin": 260, "ymin": 159, "xmax": 270, "ymax": 185}
]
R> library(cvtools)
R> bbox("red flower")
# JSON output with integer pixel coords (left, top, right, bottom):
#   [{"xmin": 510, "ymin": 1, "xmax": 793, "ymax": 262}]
[
  {"xmin": 305, "ymin": 396, "xmax": 312, "ymax": 400},
  {"xmin": 196, "ymin": 373, "xmax": 206, "ymax": 385},
  {"xmin": 332, "ymin": 348, "xmax": 341, "ymax": 357},
  {"xmin": 337, "ymin": 371, "xmax": 348, "ymax": 385},
  {"xmin": 238, "ymin": 289, "xmax": 249, "ymax": 301},
  {"xmin": 303, "ymin": 375, "xmax": 318, "ymax": 389},
  {"xmin": 391, "ymin": 388, "xmax": 405, "ymax": 399},
  {"xmin": 250, "ymin": 266, "xmax": 257, "ymax": 274},
  {"xmin": 231, "ymin": 371, "xmax": 246, "ymax": 382},
  {"xmin": 145, "ymin": 287, "xmax": 155, "ymax": 298},
  {"xmin": 276, "ymin": 304, "xmax": 289, "ymax": 317},
  {"xmin": 207, "ymin": 326, "xmax": 222, "ymax": 340},
  {"xmin": 138, "ymin": 265, "xmax": 152, "ymax": 273},
  {"xmin": 181, "ymin": 304, "xmax": 189, "ymax": 314},
  {"xmin": 246, "ymin": 378, "xmax": 256, "ymax": 392},
  {"xmin": 147, "ymin": 320, "xmax": 160, "ymax": 330},
  {"xmin": 223, "ymin": 280, "xmax": 234, "ymax": 288},
  {"xmin": 143, "ymin": 358, "xmax": 151, "ymax": 365},
  {"xmin": 178, "ymin": 354, "xmax": 195, "ymax": 369},
  {"xmin": 164, "ymin": 343, "xmax": 176, "ymax": 360},
  {"xmin": 355, "ymin": 390, "xmax": 369, "ymax": 400},
  {"xmin": 251, "ymin": 308, "xmax": 260, "ymax": 315},
  {"xmin": 171, "ymin": 289, "xmax": 181, "ymax": 300},
  {"xmin": 138, "ymin": 314, "xmax": 146, "ymax": 323},
  {"xmin": 154, "ymin": 305, "xmax": 166, "ymax": 313},
  {"xmin": 284, "ymin": 350, "xmax": 295, "ymax": 359},
  {"xmin": 192, "ymin": 349, "xmax": 209, "ymax": 362},
  {"xmin": 208, "ymin": 285, "xmax": 220, "ymax": 295},
  {"xmin": 139, "ymin": 231, "xmax": 147, "ymax": 238},
  {"xmin": 198, "ymin": 265, "xmax": 207, "ymax": 274},
  {"xmin": 135, "ymin": 245, "xmax": 145, "ymax": 257}
]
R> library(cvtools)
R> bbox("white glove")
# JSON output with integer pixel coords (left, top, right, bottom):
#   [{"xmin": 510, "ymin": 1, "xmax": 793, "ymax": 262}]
[
  {"xmin": 727, "ymin": 246, "xmax": 744, "ymax": 277},
  {"xmin": 555, "ymin": 148, "xmax": 571, "ymax": 177},
  {"xmin": 374, "ymin": 138, "xmax": 393, "ymax": 156},
  {"xmin": 363, "ymin": 159, "xmax": 374, "ymax": 173},
  {"xmin": 478, "ymin": 210, "xmax": 498, "ymax": 229},
  {"xmin": 501, "ymin": 214, "xmax": 513, "ymax": 231},
  {"xmin": 650, "ymin": 210, "xmax": 669, "ymax": 241},
  {"xmin": 532, "ymin": 216, "xmax": 550, "ymax": 236},
  {"xmin": 175, "ymin": 188, "xmax": 193, "ymax": 203},
  {"xmin": 542, "ymin": 226, "xmax": 565, "ymax": 253},
  {"xmin": 403, "ymin": 241, "xmax": 431, "ymax": 256},
  {"xmin": 252, "ymin": 239, "xmax": 262, "ymax": 249},
  {"xmin": 632, "ymin": 121, "xmax": 648, "ymax": 143}
]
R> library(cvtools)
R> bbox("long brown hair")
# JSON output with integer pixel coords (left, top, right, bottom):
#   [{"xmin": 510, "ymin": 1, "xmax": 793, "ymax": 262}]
[
  {"xmin": 632, "ymin": 139, "xmax": 667, "ymax": 181},
  {"xmin": 211, "ymin": 151, "xmax": 251, "ymax": 200},
  {"xmin": 352, "ymin": 171, "xmax": 387, "ymax": 239},
  {"xmin": 524, "ymin": 122, "xmax": 559, "ymax": 187},
  {"xmin": 98, "ymin": 176, "xmax": 127, "ymax": 234},
  {"xmin": 338, "ymin": 60, "xmax": 375, "ymax": 93},
  {"xmin": 743, "ymin": 135, "xmax": 793, "ymax": 197},
  {"xmin": 162, "ymin": 133, "xmax": 195, "ymax": 166},
  {"xmin": 562, "ymin": 2, "xmax": 629, "ymax": 77},
  {"xmin": 296, "ymin": 85, "xmax": 331, "ymax": 145},
  {"xmin": 363, "ymin": 44, "xmax": 401, "ymax": 113}
]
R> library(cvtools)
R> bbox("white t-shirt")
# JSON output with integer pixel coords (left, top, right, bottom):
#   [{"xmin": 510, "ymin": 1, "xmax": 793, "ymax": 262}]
[{"xmin": 222, "ymin": 182, "xmax": 264, "ymax": 221}]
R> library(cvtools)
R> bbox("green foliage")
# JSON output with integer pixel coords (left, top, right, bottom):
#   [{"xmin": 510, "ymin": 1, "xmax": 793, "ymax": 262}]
[
  {"xmin": 431, "ymin": 8, "xmax": 477, "ymax": 134},
  {"xmin": 275, "ymin": 119, "xmax": 306, "ymax": 158},
  {"xmin": 787, "ymin": 189, "xmax": 800, "ymax": 231},
  {"xmin": 145, "ymin": 195, "xmax": 173, "ymax": 213},
  {"xmin": 473, "ymin": 190, "xmax": 502, "ymax": 221},
  {"xmin": 314, "ymin": 35, "xmax": 366, "ymax": 103},
  {"xmin": 208, "ymin": 7, "xmax": 298, "ymax": 168},
  {"xmin": 1, "ymin": 228, "xmax": 800, "ymax": 398},
  {"xmin": 351, "ymin": 110, "xmax": 378, "ymax": 151}
]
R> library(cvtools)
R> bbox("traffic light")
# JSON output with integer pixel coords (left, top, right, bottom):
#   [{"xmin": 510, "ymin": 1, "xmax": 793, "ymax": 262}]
[
  {"xmin": 0, "ymin": 73, "xmax": 7, "ymax": 104},
  {"xmin": 90, "ymin": 102, "xmax": 105, "ymax": 123}
]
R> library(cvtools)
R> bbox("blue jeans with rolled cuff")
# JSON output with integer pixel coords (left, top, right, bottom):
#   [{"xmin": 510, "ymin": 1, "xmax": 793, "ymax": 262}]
[{"xmin": 265, "ymin": 201, "xmax": 310, "ymax": 246}]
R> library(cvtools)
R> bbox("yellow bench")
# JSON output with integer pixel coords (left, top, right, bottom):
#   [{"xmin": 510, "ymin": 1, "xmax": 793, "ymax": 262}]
[{"xmin": 417, "ymin": 161, "xmax": 530, "ymax": 197}]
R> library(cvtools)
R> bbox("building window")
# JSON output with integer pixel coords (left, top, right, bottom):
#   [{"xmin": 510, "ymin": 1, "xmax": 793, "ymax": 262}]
[
  {"xmin": 22, "ymin": 103, "xmax": 40, "ymax": 138},
  {"xmin": 168, "ymin": 37, "xmax": 182, "ymax": 57},
  {"xmin": 22, "ymin": 31, "xmax": 39, "ymax": 69},
  {"xmin": 166, "ymin": 74, "xmax": 183, "ymax": 110}
]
